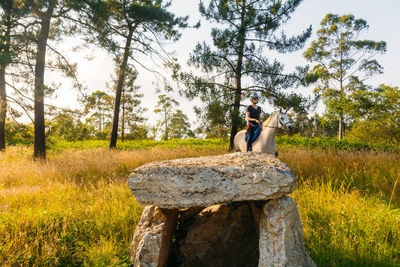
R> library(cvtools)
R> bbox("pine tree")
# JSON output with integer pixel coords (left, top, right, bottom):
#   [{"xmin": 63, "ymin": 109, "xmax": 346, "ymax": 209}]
[
  {"xmin": 154, "ymin": 94, "xmax": 178, "ymax": 141},
  {"xmin": 80, "ymin": 0, "xmax": 189, "ymax": 148},
  {"xmin": 84, "ymin": 90, "xmax": 113, "ymax": 139},
  {"xmin": 169, "ymin": 109, "xmax": 193, "ymax": 139},
  {"xmin": 25, "ymin": 0, "xmax": 85, "ymax": 158},
  {"xmin": 0, "ymin": 0, "xmax": 29, "ymax": 151},
  {"xmin": 180, "ymin": 0, "xmax": 311, "ymax": 149},
  {"xmin": 118, "ymin": 68, "xmax": 147, "ymax": 141}
]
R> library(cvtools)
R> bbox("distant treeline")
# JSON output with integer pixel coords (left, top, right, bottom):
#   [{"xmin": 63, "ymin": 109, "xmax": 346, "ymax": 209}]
[{"xmin": 1, "ymin": 1, "xmax": 399, "ymax": 157}]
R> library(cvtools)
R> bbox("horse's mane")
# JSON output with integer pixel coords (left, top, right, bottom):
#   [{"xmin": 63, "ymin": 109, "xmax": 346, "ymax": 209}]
[{"xmin": 263, "ymin": 111, "xmax": 279, "ymax": 126}]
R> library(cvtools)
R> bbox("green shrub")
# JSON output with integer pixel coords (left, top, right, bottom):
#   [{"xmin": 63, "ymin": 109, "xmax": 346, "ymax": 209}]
[{"xmin": 276, "ymin": 135, "xmax": 399, "ymax": 152}]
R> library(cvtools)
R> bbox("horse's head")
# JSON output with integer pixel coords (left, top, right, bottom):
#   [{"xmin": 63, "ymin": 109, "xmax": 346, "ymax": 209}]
[
  {"xmin": 262, "ymin": 110, "xmax": 293, "ymax": 131},
  {"xmin": 277, "ymin": 110, "xmax": 294, "ymax": 131}
]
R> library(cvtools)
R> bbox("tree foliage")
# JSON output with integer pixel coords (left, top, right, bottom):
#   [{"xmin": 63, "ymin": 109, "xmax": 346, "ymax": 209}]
[
  {"xmin": 348, "ymin": 84, "xmax": 400, "ymax": 145},
  {"xmin": 117, "ymin": 68, "xmax": 147, "ymax": 141},
  {"xmin": 79, "ymin": 0, "xmax": 189, "ymax": 148},
  {"xmin": 179, "ymin": 0, "xmax": 311, "ymax": 149},
  {"xmin": 193, "ymin": 97, "xmax": 240, "ymax": 138},
  {"xmin": 48, "ymin": 113, "xmax": 92, "ymax": 141},
  {"xmin": 304, "ymin": 14, "xmax": 386, "ymax": 140},
  {"xmin": 84, "ymin": 90, "xmax": 113, "ymax": 139},
  {"xmin": 154, "ymin": 93, "xmax": 178, "ymax": 140},
  {"xmin": 169, "ymin": 109, "xmax": 193, "ymax": 139}
]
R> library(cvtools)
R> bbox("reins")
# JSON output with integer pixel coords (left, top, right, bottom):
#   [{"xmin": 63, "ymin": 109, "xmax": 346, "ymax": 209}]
[{"xmin": 261, "ymin": 112, "xmax": 291, "ymax": 130}]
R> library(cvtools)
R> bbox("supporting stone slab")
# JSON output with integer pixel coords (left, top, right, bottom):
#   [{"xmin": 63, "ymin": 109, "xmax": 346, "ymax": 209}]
[
  {"xmin": 131, "ymin": 206, "xmax": 178, "ymax": 267},
  {"xmin": 259, "ymin": 196, "xmax": 316, "ymax": 267}
]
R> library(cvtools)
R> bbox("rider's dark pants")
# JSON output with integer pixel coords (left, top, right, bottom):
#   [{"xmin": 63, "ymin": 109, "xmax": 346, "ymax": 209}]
[{"xmin": 247, "ymin": 125, "xmax": 257, "ymax": 151}]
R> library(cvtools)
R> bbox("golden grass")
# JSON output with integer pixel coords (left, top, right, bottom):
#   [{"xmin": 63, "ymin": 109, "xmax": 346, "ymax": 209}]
[
  {"xmin": 0, "ymin": 145, "xmax": 227, "ymax": 265},
  {"xmin": 279, "ymin": 148, "xmax": 400, "ymax": 205},
  {"xmin": 292, "ymin": 181, "xmax": 400, "ymax": 266},
  {"xmin": 0, "ymin": 146, "xmax": 227, "ymax": 188},
  {"xmin": 279, "ymin": 148, "xmax": 400, "ymax": 266},
  {"xmin": 1, "ymin": 144, "xmax": 399, "ymax": 266}
]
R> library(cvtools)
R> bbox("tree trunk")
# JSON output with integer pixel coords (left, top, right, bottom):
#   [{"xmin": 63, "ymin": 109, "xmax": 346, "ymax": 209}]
[
  {"xmin": 34, "ymin": 10, "xmax": 53, "ymax": 159},
  {"xmin": 164, "ymin": 111, "xmax": 168, "ymax": 141},
  {"xmin": 229, "ymin": 4, "xmax": 246, "ymax": 151},
  {"xmin": 0, "ymin": 65, "xmax": 7, "ymax": 151},
  {"xmin": 229, "ymin": 89, "xmax": 242, "ymax": 150},
  {"xmin": 0, "ymin": 13, "xmax": 11, "ymax": 151},
  {"xmin": 338, "ymin": 115, "xmax": 343, "ymax": 141},
  {"xmin": 121, "ymin": 90, "xmax": 125, "ymax": 142},
  {"xmin": 338, "ymin": 45, "xmax": 344, "ymax": 141},
  {"xmin": 338, "ymin": 84, "xmax": 344, "ymax": 141},
  {"xmin": 109, "ymin": 29, "xmax": 133, "ymax": 149}
]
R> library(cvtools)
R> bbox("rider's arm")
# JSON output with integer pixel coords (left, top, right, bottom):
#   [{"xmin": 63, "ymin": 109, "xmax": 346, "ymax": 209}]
[
  {"xmin": 246, "ymin": 111, "xmax": 254, "ymax": 122},
  {"xmin": 246, "ymin": 111, "xmax": 260, "ymax": 124}
]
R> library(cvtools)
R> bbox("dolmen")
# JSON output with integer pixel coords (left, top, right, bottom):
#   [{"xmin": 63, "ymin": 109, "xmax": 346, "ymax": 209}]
[{"xmin": 128, "ymin": 152, "xmax": 316, "ymax": 267}]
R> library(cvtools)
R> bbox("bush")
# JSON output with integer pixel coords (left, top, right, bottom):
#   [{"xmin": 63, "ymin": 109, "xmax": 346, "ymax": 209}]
[{"xmin": 276, "ymin": 135, "xmax": 399, "ymax": 152}]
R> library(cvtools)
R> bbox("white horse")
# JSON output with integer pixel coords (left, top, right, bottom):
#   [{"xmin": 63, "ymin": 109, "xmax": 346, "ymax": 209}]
[{"xmin": 233, "ymin": 110, "xmax": 293, "ymax": 155}]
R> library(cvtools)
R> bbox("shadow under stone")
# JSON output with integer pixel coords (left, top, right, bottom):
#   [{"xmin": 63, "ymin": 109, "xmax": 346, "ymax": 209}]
[{"xmin": 168, "ymin": 201, "xmax": 262, "ymax": 267}]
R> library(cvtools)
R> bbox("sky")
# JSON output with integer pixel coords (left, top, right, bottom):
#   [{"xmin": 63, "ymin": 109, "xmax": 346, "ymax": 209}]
[{"xmin": 42, "ymin": 0, "xmax": 400, "ymax": 129}]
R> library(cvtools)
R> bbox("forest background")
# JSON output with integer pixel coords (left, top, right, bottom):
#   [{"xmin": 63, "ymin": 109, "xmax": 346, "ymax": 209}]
[{"xmin": 1, "ymin": 0, "xmax": 400, "ymax": 153}]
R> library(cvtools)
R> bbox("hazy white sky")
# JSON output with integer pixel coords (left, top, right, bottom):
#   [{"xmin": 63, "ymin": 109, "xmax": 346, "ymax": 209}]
[{"xmin": 43, "ymin": 0, "xmax": 400, "ymax": 127}]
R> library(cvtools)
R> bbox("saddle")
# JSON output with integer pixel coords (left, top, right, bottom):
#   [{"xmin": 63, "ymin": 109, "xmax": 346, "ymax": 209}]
[{"xmin": 244, "ymin": 124, "xmax": 261, "ymax": 143}]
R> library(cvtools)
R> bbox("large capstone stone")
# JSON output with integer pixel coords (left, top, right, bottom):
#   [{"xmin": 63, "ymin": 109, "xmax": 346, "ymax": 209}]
[{"xmin": 128, "ymin": 152, "xmax": 296, "ymax": 209}]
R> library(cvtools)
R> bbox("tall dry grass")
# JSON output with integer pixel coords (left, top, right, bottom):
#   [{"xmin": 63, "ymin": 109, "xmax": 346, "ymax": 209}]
[
  {"xmin": 279, "ymin": 148, "xmax": 400, "ymax": 266},
  {"xmin": 0, "ymin": 144, "xmax": 399, "ymax": 266},
  {"xmin": 0, "ymin": 145, "xmax": 227, "ymax": 265},
  {"xmin": 280, "ymin": 148, "xmax": 400, "ymax": 205}
]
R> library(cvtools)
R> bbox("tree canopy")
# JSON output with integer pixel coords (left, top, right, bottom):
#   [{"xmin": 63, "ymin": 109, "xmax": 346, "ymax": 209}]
[
  {"xmin": 179, "ymin": 0, "xmax": 312, "ymax": 149},
  {"xmin": 304, "ymin": 13, "xmax": 386, "ymax": 140},
  {"xmin": 79, "ymin": 0, "xmax": 190, "ymax": 148},
  {"xmin": 348, "ymin": 84, "xmax": 400, "ymax": 145}
]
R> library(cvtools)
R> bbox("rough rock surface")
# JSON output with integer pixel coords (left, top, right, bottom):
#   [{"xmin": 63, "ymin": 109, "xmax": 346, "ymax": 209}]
[
  {"xmin": 259, "ymin": 196, "xmax": 316, "ymax": 267},
  {"xmin": 128, "ymin": 152, "xmax": 296, "ymax": 209},
  {"xmin": 176, "ymin": 202, "xmax": 262, "ymax": 267},
  {"xmin": 131, "ymin": 206, "xmax": 178, "ymax": 267}
]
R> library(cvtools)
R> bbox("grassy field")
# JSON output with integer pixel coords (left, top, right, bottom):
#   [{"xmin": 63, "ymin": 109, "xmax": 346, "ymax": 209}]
[
  {"xmin": 1, "ymin": 139, "xmax": 399, "ymax": 266},
  {"xmin": 280, "ymin": 148, "xmax": 400, "ymax": 266}
]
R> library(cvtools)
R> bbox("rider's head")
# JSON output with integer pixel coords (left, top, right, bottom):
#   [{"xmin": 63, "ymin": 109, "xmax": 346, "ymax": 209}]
[{"xmin": 250, "ymin": 92, "xmax": 259, "ymax": 104}]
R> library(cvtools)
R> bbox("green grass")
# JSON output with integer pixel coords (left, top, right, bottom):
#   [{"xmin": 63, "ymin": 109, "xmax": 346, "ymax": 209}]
[
  {"xmin": 293, "ymin": 181, "xmax": 399, "ymax": 266},
  {"xmin": 47, "ymin": 136, "xmax": 400, "ymax": 152},
  {"xmin": 279, "ymin": 148, "xmax": 400, "ymax": 266},
  {"xmin": 277, "ymin": 135, "xmax": 400, "ymax": 152},
  {"xmin": 47, "ymin": 138, "xmax": 228, "ymax": 151},
  {"xmin": 1, "ymin": 183, "xmax": 142, "ymax": 265},
  {"xmin": 1, "ymin": 138, "xmax": 399, "ymax": 266},
  {"xmin": 10, "ymin": 135, "xmax": 399, "ymax": 152}
]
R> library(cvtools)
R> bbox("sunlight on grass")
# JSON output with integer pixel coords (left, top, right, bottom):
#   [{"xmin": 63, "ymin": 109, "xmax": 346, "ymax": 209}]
[
  {"xmin": 280, "ymin": 148, "xmax": 400, "ymax": 206},
  {"xmin": 293, "ymin": 181, "xmax": 400, "ymax": 266},
  {"xmin": 0, "ymin": 141, "xmax": 399, "ymax": 266},
  {"xmin": 0, "ymin": 144, "xmax": 227, "ymax": 265}
]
